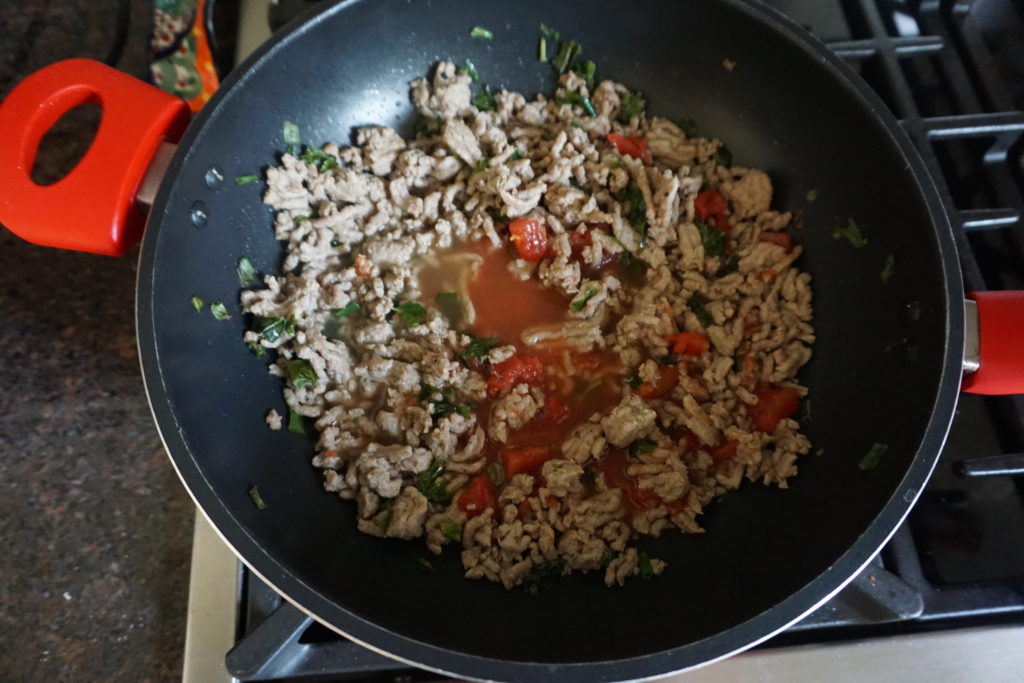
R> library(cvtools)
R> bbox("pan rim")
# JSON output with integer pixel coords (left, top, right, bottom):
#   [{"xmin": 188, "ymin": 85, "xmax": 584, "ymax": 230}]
[{"xmin": 136, "ymin": 0, "xmax": 965, "ymax": 679}]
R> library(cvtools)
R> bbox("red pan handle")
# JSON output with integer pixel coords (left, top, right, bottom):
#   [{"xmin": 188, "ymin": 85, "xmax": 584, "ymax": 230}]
[
  {"xmin": 963, "ymin": 291, "xmax": 1024, "ymax": 395},
  {"xmin": 0, "ymin": 59, "xmax": 191, "ymax": 256}
]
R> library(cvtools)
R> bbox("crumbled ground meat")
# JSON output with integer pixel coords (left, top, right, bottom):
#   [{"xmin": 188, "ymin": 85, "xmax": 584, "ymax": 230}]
[{"xmin": 245, "ymin": 62, "xmax": 814, "ymax": 591}]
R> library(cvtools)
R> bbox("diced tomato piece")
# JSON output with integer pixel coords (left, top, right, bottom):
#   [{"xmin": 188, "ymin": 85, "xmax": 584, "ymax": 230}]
[
  {"xmin": 517, "ymin": 499, "xmax": 533, "ymax": 519},
  {"xmin": 486, "ymin": 355, "xmax": 545, "ymax": 397},
  {"xmin": 714, "ymin": 212, "xmax": 731, "ymax": 234},
  {"xmin": 568, "ymin": 229, "xmax": 592, "ymax": 258},
  {"xmin": 635, "ymin": 364, "xmax": 680, "ymax": 399},
  {"xmin": 694, "ymin": 189, "xmax": 728, "ymax": 221},
  {"xmin": 712, "ymin": 439, "xmax": 739, "ymax": 461},
  {"xmin": 596, "ymin": 451, "xmax": 664, "ymax": 510},
  {"xmin": 633, "ymin": 486, "xmax": 663, "ymax": 508},
  {"xmin": 607, "ymin": 133, "xmax": 652, "ymax": 163},
  {"xmin": 545, "ymin": 395, "xmax": 569, "ymax": 423},
  {"xmin": 681, "ymin": 431, "xmax": 702, "ymax": 453},
  {"xmin": 503, "ymin": 445, "xmax": 552, "ymax": 478},
  {"xmin": 750, "ymin": 384, "xmax": 800, "ymax": 433},
  {"xmin": 665, "ymin": 331, "xmax": 710, "ymax": 357},
  {"xmin": 508, "ymin": 218, "xmax": 549, "ymax": 261},
  {"xmin": 457, "ymin": 474, "xmax": 497, "ymax": 517},
  {"xmin": 758, "ymin": 231, "xmax": 794, "ymax": 252}
]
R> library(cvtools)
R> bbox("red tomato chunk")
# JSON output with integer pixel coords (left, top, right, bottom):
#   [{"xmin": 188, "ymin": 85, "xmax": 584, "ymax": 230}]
[
  {"xmin": 694, "ymin": 189, "xmax": 727, "ymax": 221},
  {"xmin": 750, "ymin": 384, "xmax": 800, "ymax": 433},
  {"xmin": 457, "ymin": 474, "xmax": 497, "ymax": 517},
  {"xmin": 665, "ymin": 331, "xmax": 710, "ymax": 357},
  {"xmin": 508, "ymin": 218, "xmax": 548, "ymax": 261},
  {"xmin": 607, "ymin": 133, "xmax": 652, "ymax": 163},
  {"xmin": 502, "ymin": 445, "xmax": 553, "ymax": 479},
  {"xmin": 485, "ymin": 355, "xmax": 545, "ymax": 398}
]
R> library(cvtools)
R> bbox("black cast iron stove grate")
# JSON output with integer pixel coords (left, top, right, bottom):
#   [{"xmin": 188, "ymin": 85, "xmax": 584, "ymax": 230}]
[{"xmin": 220, "ymin": 0, "xmax": 1024, "ymax": 679}]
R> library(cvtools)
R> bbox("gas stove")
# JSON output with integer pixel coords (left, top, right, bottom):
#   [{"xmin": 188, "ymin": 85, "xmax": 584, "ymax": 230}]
[{"xmin": 182, "ymin": 1, "xmax": 1024, "ymax": 680}]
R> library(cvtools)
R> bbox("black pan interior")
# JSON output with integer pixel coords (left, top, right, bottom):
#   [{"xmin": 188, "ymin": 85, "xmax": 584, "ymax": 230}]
[{"xmin": 137, "ymin": 0, "xmax": 961, "ymax": 679}]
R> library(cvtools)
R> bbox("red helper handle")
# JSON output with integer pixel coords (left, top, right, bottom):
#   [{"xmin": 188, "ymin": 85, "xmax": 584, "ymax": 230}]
[
  {"xmin": 0, "ymin": 59, "xmax": 191, "ymax": 256},
  {"xmin": 963, "ymin": 291, "xmax": 1024, "ymax": 395}
]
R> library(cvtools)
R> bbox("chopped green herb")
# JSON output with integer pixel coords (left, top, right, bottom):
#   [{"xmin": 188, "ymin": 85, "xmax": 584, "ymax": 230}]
[
  {"xmin": 415, "ymin": 116, "xmax": 445, "ymax": 138},
  {"xmin": 282, "ymin": 120, "xmax": 301, "ymax": 155},
  {"xmin": 619, "ymin": 250, "xmax": 649, "ymax": 286},
  {"xmin": 570, "ymin": 121, "xmax": 582, "ymax": 129},
  {"xmin": 421, "ymin": 382, "xmax": 470, "ymax": 419},
  {"xmin": 190, "ymin": 296, "xmax": 204, "ymax": 313},
  {"xmin": 570, "ymin": 285, "xmax": 600, "ymax": 312},
  {"xmin": 569, "ymin": 176, "xmax": 583, "ymax": 189},
  {"xmin": 299, "ymin": 146, "xmax": 339, "ymax": 173},
  {"xmin": 806, "ymin": 188, "xmax": 819, "ymax": 202},
  {"xmin": 235, "ymin": 174, "xmax": 258, "ymax": 186},
  {"xmin": 539, "ymin": 22, "xmax": 560, "ymax": 40},
  {"xmin": 376, "ymin": 498, "xmax": 394, "ymax": 532},
  {"xmin": 257, "ymin": 315, "xmax": 296, "ymax": 343},
  {"xmin": 416, "ymin": 557, "xmax": 435, "ymax": 573},
  {"xmin": 622, "ymin": 186, "xmax": 648, "ymax": 240},
  {"xmin": 460, "ymin": 333, "xmax": 500, "ymax": 360},
  {"xmin": 833, "ymin": 217, "xmax": 869, "ymax": 248},
  {"xmin": 714, "ymin": 144, "xmax": 733, "ymax": 167},
  {"xmin": 457, "ymin": 59, "xmax": 479, "ymax": 81},
  {"xmin": 573, "ymin": 59, "xmax": 596, "ymax": 91},
  {"xmin": 581, "ymin": 467, "xmax": 596, "ymax": 487},
  {"xmin": 678, "ymin": 117, "xmax": 698, "ymax": 138},
  {"xmin": 248, "ymin": 485, "xmax": 267, "ymax": 510},
  {"xmin": 523, "ymin": 558, "xmax": 565, "ymax": 595},
  {"xmin": 717, "ymin": 252, "xmax": 740, "ymax": 277},
  {"xmin": 487, "ymin": 460, "xmax": 506, "ymax": 488},
  {"xmin": 286, "ymin": 359, "xmax": 317, "ymax": 388},
  {"xmin": 485, "ymin": 206, "xmax": 504, "ymax": 224},
  {"xmin": 624, "ymin": 373, "xmax": 642, "ymax": 389},
  {"xmin": 657, "ymin": 353, "xmax": 677, "ymax": 367},
  {"xmin": 247, "ymin": 341, "xmax": 266, "ymax": 358},
  {"xmin": 471, "ymin": 83, "xmax": 496, "ymax": 111},
  {"xmin": 859, "ymin": 443, "xmax": 889, "ymax": 471},
  {"xmin": 617, "ymin": 91, "xmax": 646, "ymax": 124},
  {"xmin": 435, "ymin": 291, "xmax": 462, "ymax": 326},
  {"xmin": 210, "ymin": 301, "xmax": 231, "ymax": 321},
  {"xmin": 237, "ymin": 257, "xmax": 257, "ymax": 286},
  {"xmin": 330, "ymin": 238, "xmax": 340, "ymax": 247},
  {"xmin": 695, "ymin": 218, "xmax": 726, "ymax": 258},
  {"xmin": 392, "ymin": 301, "xmax": 426, "ymax": 326},
  {"xmin": 600, "ymin": 548, "xmax": 618, "ymax": 568},
  {"xmin": 538, "ymin": 37, "xmax": 547, "ymax": 62},
  {"xmin": 509, "ymin": 149, "xmax": 524, "ymax": 161},
  {"xmin": 629, "ymin": 438, "xmax": 657, "ymax": 456},
  {"xmin": 457, "ymin": 405, "xmax": 473, "ymax": 419},
  {"xmin": 332, "ymin": 301, "xmax": 359, "ymax": 318},
  {"xmin": 470, "ymin": 157, "xmax": 490, "ymax": 176},
  {"xmin": 551, "ymin": 39, "xmax": 581, "ymax": 74},
  {"xmin": 287, "ymin": 409, "xmax": 305, "ymax": 434},
  {"xmin": 881, "ymin": 253, "xmax": 896, "ymax": 283},
  {"xmin": 609, "ymin": 160, "xmax": 623, "ymax": 169},
  {"xmin": 469, "ymin": 25, "xmax": 493, "ymax": 40},
  {"xmin": 417, "ymin": 459, "xmax": 453, "ymax": 504},
  {"xmin": 556, "ymin": 91, "xmax": 596, "ymax": 117},
  {"xmin": 292, "ymin": 215, "xmax": 309, "ymax": 228},
  {"xmin": 687, "ymin": 291, "xmax": 715, "ymax": 328},
  {"xmin": 439, "ymin": 519, "xmax": 463, "ymax": 544},
  {"xmin": 638, "ymin": 552, "xmax": 655, "ymax": 579}
]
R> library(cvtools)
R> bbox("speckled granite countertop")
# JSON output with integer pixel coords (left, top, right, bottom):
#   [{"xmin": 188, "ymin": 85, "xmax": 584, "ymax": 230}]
[{"xmin": 1, "ymin": 4, "xmax": 194, "ymax": 680}]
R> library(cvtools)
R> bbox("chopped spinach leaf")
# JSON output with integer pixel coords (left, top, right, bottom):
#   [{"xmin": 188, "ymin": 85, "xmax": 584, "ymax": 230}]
[
  {"xmin": 881, "ymin": 253, "xmax": 896, "ymax": 283},
  {"xmin": 469, "ymin": 25, "xmax": 493, "ymax": 40},
  {"xmin": 833, "ymin": 217, "xmax": 869, "ymax": 247},
  {"xmin": 460, "ymin": 333, "xmax": 500, "ymax": 360},
  {"xmin": 286, "ymin": 359, "xmax": 317, "ymax": 388},
  {"xmin": 539, "ymin": 22, "xmax": 560, "ymax": 40},
  {"xmin": 439, "ymin": 519, "xmax": 462, "ymax": 543},
  {"xmin": 509, "ymin": 149, "xmax": 524, "ymax": 161},
  {"xmin": 287, "ymin": 410, "xmax": 305, "ymax": 434},
  {"xmin": 629, "ymin": 438, "xmax": 657, "ymax": 456},
  {"xmin": 457, "ymin": 405, "xmax": 473, "ymax": 419},
  {"xmin": 523, "ymin": 558, "xmax": 565, "ymax": 595},
  {"xmin": 257, "ymin": 315, "xmax": 296, "ymax": 343},
  {"xmin": 573, "ymin": 59, "xmax": 596, "ymax": 91},
  {"xmin": 417, "ymin": 459, "xmax": 453, "ymax": 504},
  {"xmin": 687, "ymin": 291, "xmax": 715, "ymax": 328},
  {"xmin": 538, "ymin": 37, "xmax": 547, "ymax": 62},
  {"xmin": 638, "ymin": 552, "xmax": 655, "ymax": 579},
  {"xmin": 235, "ymin": 174, "xmax": 258, "ymax": 186},
  {"xmin": 247, "ymin": 341, "xmax": 266, "ymax": 358},
  {"xmin": 190, "ymin": 296, "xmax": 204, "ymax": 313},
  {"xmin": 392, "ymin": 301, "xmax": 427, "ymax": 326},
  {"xmin": 435, "ymin": 291, "xmax": 462, "ymax": 325},
  {"xmin": 471, "ymin": 83, "xmax": 496, "ymax": 111},
  {"xmin": 457, "ymin": 58, "xmax": 479, "ymax": 81},
  {"xmin": 859, "ymin": 443, "xmax": 889, "ymax": 471},
  {"xmin": 570, "ymin": 285, "xmax": 600, "ymax": 312},
  {"xmin": 678, "ymin": 117, "xmax": 698, "ymax": 138},
  {"xmin": 248, "ymin": 485, "xmax": 267, "ymax": 510},
  {"xmin": 210, "ymin": 301, "xmax": 231, "ymax": 321},
  {"xmin": 551, "ymin": 39, "xmax": 581, "ymax": 74},
  {"xmin": 556, "ymin": 90, "xmax": 596, "ymax": 117},
  {"xmin": 617, "ymin": 90, "xmax": 646, "ymax": 124},
  {"xmin": 332, "ymin": 301, "xmax": 359, "ymax": 318},
  {"xmin": 806, "ymin": 188, "xmax": 819, "ymax": 202},
  {"xmin": 714, "ymin": 144, "xmax": 733, "ymax": 167},
  {"xmin": 621, "ymin": 186, "xmax": 648, "ymax": 241},
  {"xmin": 619, "ymin": 250, "xmax": 649, "ymax": 286},
  {"xmin": 416, "ymin": 557, "xmax": 435, "ymax": 573},
  {"xmin": 415, "ymin": 116, "xmax": 445, "ymax": 138},
  {"xmin": 695, "ymin": 218, "xmax": 726, "ymax": 258},
  {"xmin": 237, "ymin": 257, "xmax": 257, "ymax": 286}
]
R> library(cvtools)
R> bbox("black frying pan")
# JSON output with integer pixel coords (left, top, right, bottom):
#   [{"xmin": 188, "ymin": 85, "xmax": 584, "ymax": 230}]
[{"xmin": 2, "ymin": 0, "xmax": 1009, "ymax": 679}]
